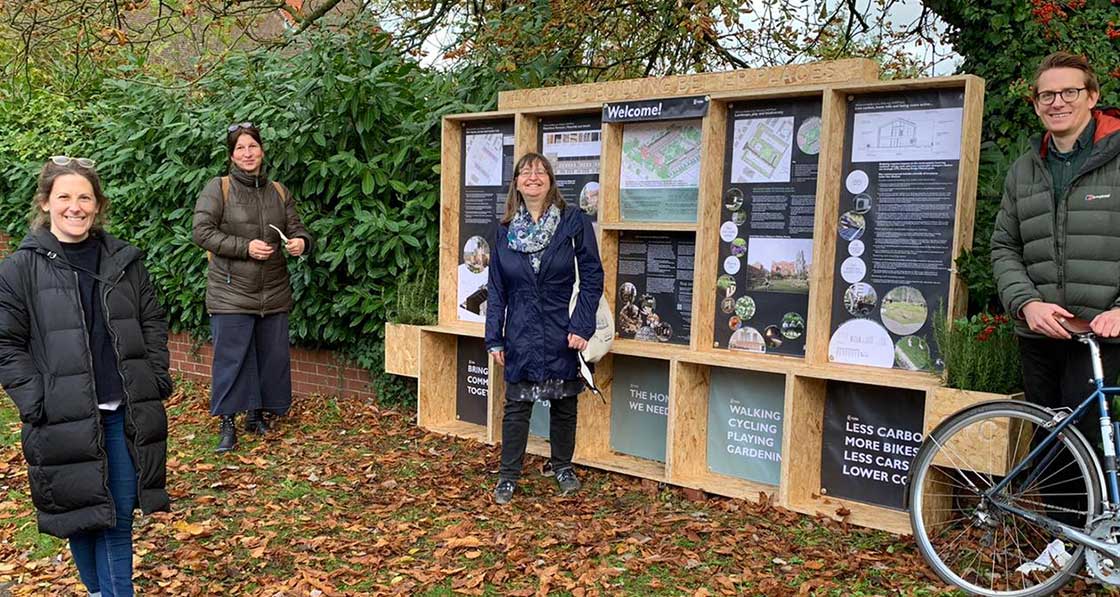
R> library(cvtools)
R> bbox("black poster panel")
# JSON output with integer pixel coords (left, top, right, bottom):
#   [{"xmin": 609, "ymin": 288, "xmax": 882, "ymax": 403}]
[
  {"xmin": 712, "ymin": 98, "xmax": 821, "ymax": 356},
  {"xmin": 616, "ymin": 232, "xmax": 694, "ymax": 345},
  {"xmin": 827, "ymin": 90, "xmax": 965, "ymax": 371},
  {"xmin": 455, "ymin": 337, "xmax": 490, "ymax": 425},
  {"xmin": 603, "ymin": 95, "xmax": 710, "ymax": 123},
  {"xmin": 538, "ymin": 114, "xmax": 603, "ymax": 224},
  {"xmin": 820, "ymin": 381, "xmax": 925, "ymax": 509},
  {"xmin": 457, "ymin": 119, "xmax": 515, "ymax": 323}
]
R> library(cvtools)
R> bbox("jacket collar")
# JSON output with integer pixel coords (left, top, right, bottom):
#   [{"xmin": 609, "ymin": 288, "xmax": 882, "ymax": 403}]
[
  {"xmin": 20, "ymin": 227, "xmax": 141, "ymax": 281},
  {"xmin": 1037, "ymin": 107, "xmax": 1120, "ymax": 159},
  {"xmin": 229, "ymin": 162, "xmax": 270, "ymax": 189}
]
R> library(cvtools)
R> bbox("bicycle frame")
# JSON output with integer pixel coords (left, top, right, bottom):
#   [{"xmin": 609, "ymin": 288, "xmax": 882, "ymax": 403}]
[{"xmin": 982, "ymin": 334, "xmax": 1120, "ymax": 560}]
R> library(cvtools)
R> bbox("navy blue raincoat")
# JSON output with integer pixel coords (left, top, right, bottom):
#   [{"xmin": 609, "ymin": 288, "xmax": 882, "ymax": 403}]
[{"xmin": 485, "ymin": 206, "xmax": 604, "ymax": 384}]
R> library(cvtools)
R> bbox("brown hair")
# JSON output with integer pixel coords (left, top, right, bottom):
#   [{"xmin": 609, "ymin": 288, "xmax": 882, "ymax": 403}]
[
  {"xmin": 1033, "ymin": 51, "xmax": 1099, "ymax": 96},
  {"xmin": 500, "ymin": 153, "xmax": 566, "ymax": 225},
  {"xmin": 29, "ymin": 160, "xmax": 110, "ymax": 231},
  {"xmin": 226, "ymin": 124, "xmax": 264, "ymax": 157}
]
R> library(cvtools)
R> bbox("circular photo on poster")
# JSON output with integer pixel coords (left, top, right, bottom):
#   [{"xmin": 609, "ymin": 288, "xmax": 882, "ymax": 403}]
[
  {"xmin": 781, "ymin": 312, "xmax": 805, "ymax": 339},
  {"xmin": 618, "ymin": 282, "xmax": 638, "ymax": 305},
  {"xmin": 796, "ymin": 116, "xmax": 822, "ymax": 155},
  {"xmin": 846, "ymin": 169, "xmax": 869, "ymax": 194},
  {"xmin": 764, "ymin": 325, "xmax": 784, "ymax": 348},
  {"xmin": 848, "ymin": 239, "xmax": 865, "ymax": 257},
  {"xmin": 725, "ymin": 188, "xmax": 745, "ymax": 211},
  {"xmin": 843, "ymin": 282, "xmax": 878, "ymax": 317},
  {"xmin": 463, "ymin": 235, "xmax": 490, "ymax": 274},
  {"xmin": 729, "ymin": 326, "xmax": 766, "ymax": 353},
  {"xmin": 731, "ymin": 210, "xmax": 748, "ymax": 226},
  {"xmin": 731, "ymin": 238, "xmax": 748, "ymax": 257},
  {"xmin": 639, "ymin": 293, "xmax": 656, "ymax": 315},
  {"xmin": 728, "ymin": 315, "xmax": 742, "ymax": 331},
  {"xmin": 619, "ymin": 303, "xmax": 641, "ymax": 334},
  {"xmin": 720, "ymin": 221, "xmax": 738, "ymax": 242},
  {"xmin": 655, "ymin": 321, "xmax": 673, "ymax": 342},
  {"xmin": 635, "ymin": 325, "xmax": 657, "ymax": 342},
  {"xmin": 723, "ymin": 256, "xmax": 741, "ymax": 275},
  {"xmin": 895, "ymin": 335, "xmax": 932, "ymax": 371},
  {"xmin": 852, "ymin": 193, "xmax": 872, "ymax": 214},
  {"xmin": 735, "ymin": 295, "xmax": 756, "ymax": 320},
  {"xmin": 838, "ymin": 211, "xmax": 866, "ymax": 242},
  {"xmin": 881, "ymin": 286, "xmax": 929, "ymax": 336},
  {"xmin": 840, "ymin": 256, "xmax": 866, "ymax": 284},
  {"xmin": 828, "ymin": 319, "xmax": 893, "ymax": 367},
  {"xmin": 717, "ymin": 274, "xmax": 737, "ymax": 298},
  {"xmin": 720, "ymin": 296, "xmax": 735, "ymax": 314},
  {"xmin": 579, "ymin": 181, "xmax": 600, "ymax": 216}
]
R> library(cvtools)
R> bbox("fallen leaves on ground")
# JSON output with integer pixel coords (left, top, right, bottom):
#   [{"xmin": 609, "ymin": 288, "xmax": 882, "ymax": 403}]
[{"xmin": 0, "ymin": 381, "xmax": 1106, "ymax": 595}]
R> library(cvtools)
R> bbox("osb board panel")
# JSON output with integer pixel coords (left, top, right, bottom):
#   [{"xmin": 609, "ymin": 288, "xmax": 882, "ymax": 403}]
[
  {"xmin": 926, "ymin": 388, "xmax": 1027, "ymax": 476},
  {"xmin": 676, "ymin": 473, "xmax": 777, "ymax": 503},
  {"xmin": 498, "ymin": 59, "xmax": 879, "ymax": 109},
  {"xmin": 779, "ymin": 375, "xmax": 825, "ymax": 507},
  {"xmin": 488, "ymin": 354, "xmax": 506, "ymax": 445},
  {"xmin": 804, "ymin": 90, "xmax": 846, "ymax": 365},
  {"xmin": 439, "ymin": 118, "xmax": 463, "ymax": 325},
  {"xmin": 667, "ymin": 361, "xmax": 710, "ymax": 481},
  {"xmin": 599, "ymin": 124, "xmax": 623, "ymax": 225},
  {"xmin": 426, "ymin": 420, "xmax": 489, "ymax": 444},
  {"xmin": 948, "ymin": 78, "xmax": 985, "ymax": 320},
  {"xmin": 692, "ymin": 101, "xmax": 728, "ymax": 352},
  {"xmin": 515, "ymin": 113, "xmax": 539, "ymax": 158},
  {"xmin": 576, "ymin": 354, "xmax": 613, "ymax": 460},
  {"xmin": 577, "ymin": 451, "xmax": 667, "ymax": 482},
  {"xmin": 916, "ymin": 466, "xmax": 954, "ymax": 529},
  {"xmin": 418, "ymin": 331, "xmax": 457, "ymax": 430},
  {"xmin": 384, "ymin": 323, "xmax": 421, "ymax": 378},
  {"xmin": 787, "ymin": 495, "xmax": 911, "ymax": 535}
]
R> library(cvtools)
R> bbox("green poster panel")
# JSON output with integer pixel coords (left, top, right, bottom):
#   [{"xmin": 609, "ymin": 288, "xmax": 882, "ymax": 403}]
[
  {"xmin": 610, "ymin": 356, "xmax": 669, "ymax": 462},
  {"xmin": 706, "ymin": 368, "xmax": 784, "ymax": 485}
]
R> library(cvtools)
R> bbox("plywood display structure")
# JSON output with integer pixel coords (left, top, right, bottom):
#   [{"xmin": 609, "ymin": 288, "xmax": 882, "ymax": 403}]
[{"xmin": 389, "ymin": 58, "xmax": 986, "ymax": 534}]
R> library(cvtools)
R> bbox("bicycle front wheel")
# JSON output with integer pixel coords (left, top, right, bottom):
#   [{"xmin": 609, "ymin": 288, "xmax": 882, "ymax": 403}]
[{"xmin": 909, "ymin": 401, "xmax": 1102, "ymax": 597}]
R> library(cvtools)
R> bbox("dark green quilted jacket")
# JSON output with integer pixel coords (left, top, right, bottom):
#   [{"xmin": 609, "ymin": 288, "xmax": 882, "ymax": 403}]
[{"xmin": 991, "ymin": 107, "xmax": 1120, "ymax": 337}]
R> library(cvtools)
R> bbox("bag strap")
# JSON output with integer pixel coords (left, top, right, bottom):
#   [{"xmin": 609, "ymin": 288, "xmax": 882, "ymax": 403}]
[{"xmin": 220, "ymin": 176, "xmax": 230, "ymax": 203}]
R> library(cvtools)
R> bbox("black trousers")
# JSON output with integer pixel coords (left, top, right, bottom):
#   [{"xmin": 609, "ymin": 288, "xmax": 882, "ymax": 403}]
[
  {"xmin": 499, "ymin": 396, "xmax": 578, "ymax": 481},
  {"xmin": 1019, "ymin": 336, "xmax": 1120, "ymax": 522},
  {"xmin": 209, "ymin": 313, "xmax": 292, "ymax": 417}
]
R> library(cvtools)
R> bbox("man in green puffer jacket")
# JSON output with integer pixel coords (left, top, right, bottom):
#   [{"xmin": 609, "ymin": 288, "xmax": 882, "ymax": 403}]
[{"xmin": 991, "ymin": 52, "xmax": 1120, "ymax": 504}]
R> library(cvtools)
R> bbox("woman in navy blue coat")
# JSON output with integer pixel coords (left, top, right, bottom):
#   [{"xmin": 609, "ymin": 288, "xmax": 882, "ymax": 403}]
[{"xmin": 485, "ymin": 152, "xmax": 603, "ymax": 505}]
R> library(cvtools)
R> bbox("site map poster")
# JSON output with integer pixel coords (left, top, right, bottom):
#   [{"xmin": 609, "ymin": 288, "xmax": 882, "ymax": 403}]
[
  {"xmin": 619, "ymin": 120, "xmax": 703, "ymax": 222},
  {"xmin": 457, "ymin": 119, "xmax": 515, "ymax": 324},
  {"xmin": 712, "ymin": 98, "xmax": 820, "ymax": 356},
  {"xmin": 827, "ymin": 90, "xmax": 964, "ymax": 371}
]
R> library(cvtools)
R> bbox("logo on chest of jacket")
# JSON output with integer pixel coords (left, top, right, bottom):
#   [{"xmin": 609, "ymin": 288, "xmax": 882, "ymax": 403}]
[{"xmin": 1086, "ymin": 193, "xmax": 1112, "ymax": 202}]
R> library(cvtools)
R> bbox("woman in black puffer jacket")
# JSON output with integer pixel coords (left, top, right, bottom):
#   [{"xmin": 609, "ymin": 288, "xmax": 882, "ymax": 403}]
[{"xmin": 0, "ymin": 157, "xmax": 171, "ymax": 597}]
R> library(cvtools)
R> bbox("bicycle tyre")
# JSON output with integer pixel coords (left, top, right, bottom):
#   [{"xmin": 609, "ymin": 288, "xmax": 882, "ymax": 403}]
[{"xmin": 908, "ymin": 400, "xmax": 1103, "ymax": 597}]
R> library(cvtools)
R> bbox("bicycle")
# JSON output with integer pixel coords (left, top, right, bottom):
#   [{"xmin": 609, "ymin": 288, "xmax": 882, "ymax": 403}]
[{"xmin": 908, "ymin": 317, "xmax": 1120, "ymax": 596}]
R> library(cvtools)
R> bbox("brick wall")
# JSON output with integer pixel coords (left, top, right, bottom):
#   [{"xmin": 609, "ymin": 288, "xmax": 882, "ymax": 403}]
[
  {"xmin": 169, "ymin": 332, "xmax": 377, "ymax": 400},
  {"xmin": 0, "ymin": 231, "xmax": 373, "ymax": 400}
]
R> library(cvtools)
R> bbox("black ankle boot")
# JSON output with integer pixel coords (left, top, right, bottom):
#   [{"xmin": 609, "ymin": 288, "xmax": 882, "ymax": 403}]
[
  {"xmin": 215, "ymin": 415, "xmax": 237, "ymax": 452},
  {"xmin": 244, "ymin": 409, "xmax": 269, "ymax": 435}
]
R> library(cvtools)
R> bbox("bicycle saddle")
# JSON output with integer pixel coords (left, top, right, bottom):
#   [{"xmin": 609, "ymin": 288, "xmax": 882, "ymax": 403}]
[{"xmin": 1057, "ymin": 315, "xmax": 1093, "ymax": 336}]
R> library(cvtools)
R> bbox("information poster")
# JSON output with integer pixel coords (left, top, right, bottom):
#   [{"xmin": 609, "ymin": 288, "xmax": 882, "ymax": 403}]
[
  {"xmin": 539, "ymin": 114, "xmax": 602, "ymax": 226},
  {"xmin": 455, "ymin": 337, "xmax": 490, "ymax": 425},
  {"xmin": 827, "ymin": 91, "xmax": 964, "ymax": 370},
  {"xmin": 706, "ymin": 368, "xmax": 784, "ymax": 485},
  {"xmin": 616, "ymin": 232, "xmax": 694, "ymax": 345},
  {"xmin": 712, "ymin": 99, "xmax": 820, "ymax": 356},
  {"xmin": 457, "ymin": 119, "xmax": 515, "ymax": 323},
  {"xmin": 819, "ymin": 381, "xmax": 924, "ymax": 509},
  {"xmin": 610, "ymin": 356, "xmax": 669, "ymax": 462}
]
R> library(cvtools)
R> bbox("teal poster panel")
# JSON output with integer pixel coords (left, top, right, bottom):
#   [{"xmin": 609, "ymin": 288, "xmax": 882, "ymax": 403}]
[
  {"xmin": 610, "ymin": 356, "xmax": 669, "ymax": 462},
  {"xmin": 706, "ymin": 368, "xmax": 785, "ymax": 485},
  {"xmin": 529, "ymin": 400, "xmax": 550, "ymax": 438}
]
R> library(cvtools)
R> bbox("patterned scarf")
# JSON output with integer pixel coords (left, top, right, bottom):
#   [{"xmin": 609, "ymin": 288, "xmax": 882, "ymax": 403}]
[{"xmin": 507, "ymin": 203, "xmax": 561, "ymax": 274}]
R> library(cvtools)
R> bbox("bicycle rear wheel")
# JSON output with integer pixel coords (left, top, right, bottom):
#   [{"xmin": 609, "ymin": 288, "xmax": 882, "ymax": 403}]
[{"xmin": 909, "ymin": 401, "xmax": 1102, "ymax": 597}]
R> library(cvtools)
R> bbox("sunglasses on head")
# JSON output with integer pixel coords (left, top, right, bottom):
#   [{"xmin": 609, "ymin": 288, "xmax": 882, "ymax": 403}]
[
  {"xmin": 49, "ymin": 155, "xmax": 96, "ymax": 168},
  {"xmin": 228, "ymin": 122, "xmax": 255, "ymax": 133}
]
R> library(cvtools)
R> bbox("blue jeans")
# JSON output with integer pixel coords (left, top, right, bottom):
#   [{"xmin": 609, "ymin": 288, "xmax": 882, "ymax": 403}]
[{"xmin": 69, "ymin": 408, "xmax": 137, "ymax": 597}]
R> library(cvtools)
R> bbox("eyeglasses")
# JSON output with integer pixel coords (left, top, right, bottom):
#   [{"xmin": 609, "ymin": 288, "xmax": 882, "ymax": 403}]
[
  {"xmin": 49, "ymin": 156, "xmax": 96, "ymax": 168},
  {"xmin": 1035, "ymin": 87, "xmax": 1087, "ymax": 105},
  {"xmin": 227, "ymin": 122, "xmax": 255, "ymax": 133},
  {"xmin": 517, "ymin": 169, "xmax": 549, "ymax": 178}
]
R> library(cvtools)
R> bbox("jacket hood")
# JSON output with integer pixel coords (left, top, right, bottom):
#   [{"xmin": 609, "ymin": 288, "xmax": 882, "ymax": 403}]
[
  {"xmin": 19, "ymin": 227, "xmax": 142, "ymax": 280},
  {"xmin": 1036, "ymin": 107, "xmax": 1120, "ymax": 158}
]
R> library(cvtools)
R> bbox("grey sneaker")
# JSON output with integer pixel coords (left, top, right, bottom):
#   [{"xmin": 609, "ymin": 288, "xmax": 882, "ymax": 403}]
[
  {"xmin": 493, "ymin": 479, "xmax": 516, "ymax": 505},
  {"xmin": 540, "ymin": 461, "xmax": 555, "ymax": 477},
  {"xmin": 555, "ymin": 468, "xmax": 581, "ymax": 496}
]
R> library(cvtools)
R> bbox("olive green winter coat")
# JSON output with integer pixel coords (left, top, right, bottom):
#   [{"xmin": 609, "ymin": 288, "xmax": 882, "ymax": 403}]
[{"xmin": 991, "ymin": 107, "xmax": 1120, "ymax": 338}]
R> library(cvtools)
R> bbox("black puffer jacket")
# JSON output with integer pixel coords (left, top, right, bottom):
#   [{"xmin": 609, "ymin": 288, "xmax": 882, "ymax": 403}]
[
  {"xmin": 192, "ymin": 165, "xmax": 313, "ymax": 315},
  {"xmin": 0, "ymin": 228, "xmax": 171, "ymax": 538}
]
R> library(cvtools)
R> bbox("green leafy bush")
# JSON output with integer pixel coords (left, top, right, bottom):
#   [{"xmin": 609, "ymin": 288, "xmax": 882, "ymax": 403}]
[
  {"xmin": 387, "ymin": 268, "xmax": 438, "ymax": 326},
  {"xmin": 933, "ymin": 310, "xmax": 1022, "ymax": 394}
]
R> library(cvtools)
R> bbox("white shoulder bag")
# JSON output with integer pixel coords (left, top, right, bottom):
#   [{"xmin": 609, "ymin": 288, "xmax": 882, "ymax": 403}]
[{"xmin": 568, "ymin": 238, "xmax": 613, "ymax": 363}]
